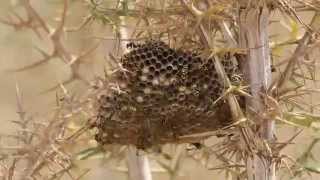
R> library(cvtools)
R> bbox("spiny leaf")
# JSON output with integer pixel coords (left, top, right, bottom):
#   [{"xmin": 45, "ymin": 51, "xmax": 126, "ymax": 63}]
[
  {"xmin": 303, "ymin": 162, "xmax": 320, "ymax": 174},
  {"xmin": 282, "ymin": 112, "xmax": 320, "ymax": 128}
]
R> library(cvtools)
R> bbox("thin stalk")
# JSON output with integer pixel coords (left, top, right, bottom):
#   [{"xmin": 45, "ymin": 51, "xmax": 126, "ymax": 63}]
[
  {"xmin": 276, "ymin": 12, "xmax": 320, "ymax": 92},
  {"xmin": 238, "ymin": 3, "xmax": 275, "ymax": 180},
  {"xmin": 127, "ymin": 146, "xmax": 152, "ymax": 180}
]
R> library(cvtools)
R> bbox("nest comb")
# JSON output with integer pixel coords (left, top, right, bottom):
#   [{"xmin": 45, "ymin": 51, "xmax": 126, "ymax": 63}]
[{"xmin": 93, "ymin": 40, "xmax": 239, "ymax": 149}]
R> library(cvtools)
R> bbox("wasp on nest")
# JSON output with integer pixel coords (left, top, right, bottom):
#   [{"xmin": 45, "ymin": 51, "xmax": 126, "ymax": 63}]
[{"xmin": 92, "ymin": 40, "xmax": 240, "ymax": 149}]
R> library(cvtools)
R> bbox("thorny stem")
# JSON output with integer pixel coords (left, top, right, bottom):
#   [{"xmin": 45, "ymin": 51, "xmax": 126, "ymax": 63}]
[
  {"xmin": 183, "ymin": 0, "xmax": 277, "ymax": 179},
  {"xmin": 238, "ymin": 3, "xmax": 275, "ymax": 180},
  {"xmin": 101, "ymin": 7, "xmax": 187, "ymax": 17},
  {"xmin": 180, "ymin": 0, "xmax": 245, "ymax": 123},
  {"xmin": 0, "ymin": 2, "xmax": 97, "ymax": 179},
  {"xmin": 180, "ymin": 1, "xmax": 252, "ymax": 180},
  {"xmin": 20, "ymin": 0, "xmax": 50, "ymax": 33},
  {"xmin": 2, "ymin": 0, "xmax": 95, "ymax": 92},
  {"xmin": 276, "ymin": 12, "xmax": 320, "ymax": 93}
]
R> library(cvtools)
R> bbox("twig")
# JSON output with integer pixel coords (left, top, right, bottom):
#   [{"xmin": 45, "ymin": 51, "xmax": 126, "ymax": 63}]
[
  {"xmin": 275, "ymin": 13, "xmax": 320, "ymax": 92},
  {"xmin": 2, "ymin": 0, "xmax": 96, "ymax": 92},
  {"xmin": 7, "ymin": 159, "xmax": 17, "ymax": 180}
]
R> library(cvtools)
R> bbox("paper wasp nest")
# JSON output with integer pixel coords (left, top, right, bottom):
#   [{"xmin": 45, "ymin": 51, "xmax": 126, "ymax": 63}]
[{"xmin": 93, "ymin": 40, "xmax": 239, "ymax": 149}]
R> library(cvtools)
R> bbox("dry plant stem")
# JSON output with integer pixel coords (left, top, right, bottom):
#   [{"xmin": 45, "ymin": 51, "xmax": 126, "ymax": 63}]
[
  {"xmin": 218, "ymin": 20, "xmax": 246, "ymax": 180},
  {"xmin": 2, "ymin": 0, "xmax": 94, "ymax": 92},
  {"xmin": 276, "ymin": 12, "xmax": 320, "ymax": 92},
  {"xmin": 117, "ymin": 14, "xmax": 152, "ymax": 180},
  {"xmin": 238, "ymin": 4, "xmax": 275, "ymax": 180},
  {"xmin": 0, "ymin": 1, "xmax": 90, "ymax": 175},
  {"xmin": 180, "ymin": 1, "xmax": 247, "ymax": 180},
  {"xmin": 180, "ymin": 1, "xmax": 245, "ymax": 121},
  {"xmin": 127, "ymin": 146, "xmax": 152, "ymax": 180}
]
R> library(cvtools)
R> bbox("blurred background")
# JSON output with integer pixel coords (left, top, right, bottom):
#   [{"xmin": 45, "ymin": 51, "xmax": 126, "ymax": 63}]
[{"xmin": 0, "ymin": 1, "xmax": 320, "ymax": 180}]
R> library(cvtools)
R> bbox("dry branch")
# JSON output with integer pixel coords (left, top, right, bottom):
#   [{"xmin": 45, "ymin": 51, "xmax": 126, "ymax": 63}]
[{"xmin": 1, "ymin": 0, "xmax": 96, "ymax": 92}]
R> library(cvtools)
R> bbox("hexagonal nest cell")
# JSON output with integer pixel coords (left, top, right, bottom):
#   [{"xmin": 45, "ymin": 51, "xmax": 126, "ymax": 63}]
[{"xmin": 92, "ymin": 40, "xmax": 240, "ymax": 149}]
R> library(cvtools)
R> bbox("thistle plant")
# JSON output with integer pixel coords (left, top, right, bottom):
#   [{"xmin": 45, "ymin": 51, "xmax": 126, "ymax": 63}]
[{"xmin": 1, "ymin": 0, "xmax": 320, "ymax": 180}]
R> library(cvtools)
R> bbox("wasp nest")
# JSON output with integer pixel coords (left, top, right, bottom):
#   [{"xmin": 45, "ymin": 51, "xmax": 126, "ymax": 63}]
[{"xmin": 93, "ymin": 40, "xmax": 239, "ymax": 149}]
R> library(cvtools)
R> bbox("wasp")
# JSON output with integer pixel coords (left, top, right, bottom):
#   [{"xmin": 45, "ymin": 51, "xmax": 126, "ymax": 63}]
[
  {"xmin": 126, "ymin": 42, "xmax": 138, "ymax": 49},
  {"xmin": 181, "ymin": 64, "xmax": 189, "ymax": 83}
]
